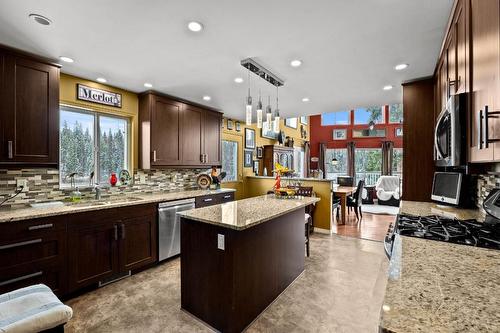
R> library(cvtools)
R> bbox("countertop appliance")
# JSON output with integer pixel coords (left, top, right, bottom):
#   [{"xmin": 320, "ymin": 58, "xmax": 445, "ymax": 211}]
[
  {"xmin": 384, "ymin": 189, "xmax": 500, "ymax": 258},
  {"xmin": 158, "ymin": 198, "xmax": 195, "ymax": 261},
  {"xmin": 434, "ymin": 93, "xmax": 467, "ymax": 167}
]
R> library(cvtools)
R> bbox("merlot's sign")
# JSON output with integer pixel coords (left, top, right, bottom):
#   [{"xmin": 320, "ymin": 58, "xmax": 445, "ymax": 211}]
[{"xmin": 77, "ymin": 84, "xmax": 122, "ymax": 108}]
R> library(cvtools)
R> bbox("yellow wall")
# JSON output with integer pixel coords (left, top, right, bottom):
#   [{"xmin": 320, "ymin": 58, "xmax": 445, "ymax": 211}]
[
  {"xmin": 245, "ymin": 177, "xmax": 333, "ymax": 231},
  {"xmin": 221, "ymin": 117, "xmax": 310, "ymax": 199},
  {"xmin": 59, "ymin": 74, "xmax": 139, "ymax": 170}
]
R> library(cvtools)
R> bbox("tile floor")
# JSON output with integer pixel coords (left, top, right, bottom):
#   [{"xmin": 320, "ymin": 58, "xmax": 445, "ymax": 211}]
[
  {"xmin": 333, "ymin": 211, "xmax": 395, "ymax": 242},
  {"xmin": 66, "ymin": 234, "xmax": 389, "ymax": 333}
]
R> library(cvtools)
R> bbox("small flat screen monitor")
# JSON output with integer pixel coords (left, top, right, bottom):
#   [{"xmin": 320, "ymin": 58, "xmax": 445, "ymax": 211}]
[{"xmin": 431, "ymin": 172, "xmax": 462, "ymax": 205}]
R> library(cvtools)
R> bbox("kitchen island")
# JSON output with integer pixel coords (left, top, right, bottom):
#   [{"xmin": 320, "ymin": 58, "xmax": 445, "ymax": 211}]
[{"xmin": 178, "ymin": 194, "xmax": 320, "ymax": 333}]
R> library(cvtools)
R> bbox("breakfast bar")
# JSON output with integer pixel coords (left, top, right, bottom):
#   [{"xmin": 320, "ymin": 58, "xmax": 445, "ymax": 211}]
[{"xmin": 178, "ymin": 194, "xmax": 320, "ymax": 333}]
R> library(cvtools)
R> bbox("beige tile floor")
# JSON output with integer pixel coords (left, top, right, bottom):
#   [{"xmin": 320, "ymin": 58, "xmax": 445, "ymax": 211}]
[{"xmin": 66, "ymin": 234, "xmax": 389, "ymax": 333}]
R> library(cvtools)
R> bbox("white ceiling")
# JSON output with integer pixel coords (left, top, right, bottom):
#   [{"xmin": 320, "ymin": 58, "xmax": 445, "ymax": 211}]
[{"xmin": 0, "ymin": 0, "xmax": 453, "ymax": 119}]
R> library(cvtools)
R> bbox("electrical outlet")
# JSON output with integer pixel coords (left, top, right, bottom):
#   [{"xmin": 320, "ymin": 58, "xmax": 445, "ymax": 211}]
[
  {"xmin": 217, "ymin": 234, "xmax": 225, "ymax": 250},
  {"xmin": 16, "ymin": 179, "xmax": 27, "ymax": 190}
]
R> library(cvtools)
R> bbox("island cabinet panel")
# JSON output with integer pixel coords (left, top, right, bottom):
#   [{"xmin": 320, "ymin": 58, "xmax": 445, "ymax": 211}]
[
  {"xmin": 195, "ymin": 192, "xmax": 234, "ymax": 208},
  {"xmin": 181, "ymin": 208, "xmax": 305, "ymax": 333},
  {"xmin": 139, "ymin": 92, "xmax": 223, "ymax": 168},
  {"xmin": 0, "ymin": 216, "xmax": 67, "ymax": 296},
  {"xmin": 0, "ymin": 46, "xmax": 60, "ymax": 166},
  {"xmin": 66, "ymin": 204, "xmax": 157, "ymax": 293}
]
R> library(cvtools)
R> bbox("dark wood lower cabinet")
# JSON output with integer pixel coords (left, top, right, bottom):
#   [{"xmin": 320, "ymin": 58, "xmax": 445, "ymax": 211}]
[{"xmin": 120, "ymin": 213, "xmax": 157, "ymax": 272}]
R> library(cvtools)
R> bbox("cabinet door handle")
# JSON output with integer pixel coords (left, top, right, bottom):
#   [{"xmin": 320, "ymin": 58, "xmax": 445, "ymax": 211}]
[
  {"xmin": 223, "ymin": 195, "xmax": 232, "ymax": 199},
  {"xmin": 114, "ymin": 224, "xmax": 118, "ymax": 241},
  {"xmin": 0, "ymin": 238, "xmax": 42, "ymax": 250},
  {"xmin": 7, "ymin": 141, "xmax": 13, "ymax": 159},
  {"xmin": 485, "ymin": 105, "xmax": 500, "ymax": 147},
  {"xmin": 153, "ymin": 150, "xmax": 157, "ymax": 162},
  {"xmin": 28, "ymin": 223, "xmax": 53, "ymax": 231},
  {"xmin": 203, "ymin": 198, "xmax": 213, "ymax": 202},
  {"xmin": 120, "ymin": 223, "xmax": 126, "ymax": 240},
  {"xmin": 0, "ymin": 271, "xmax": 43, "ymax": 287},
  {"xmin": 478, "ymin": 109, "xmax": 484, "ymax": 150},
  {"xmin": 200, "ymin": 154, "xmax": 204, "ymax": 163},
  {"xmin": 205, "ymin": 154, "xmax": 208, "ymax": 163}
]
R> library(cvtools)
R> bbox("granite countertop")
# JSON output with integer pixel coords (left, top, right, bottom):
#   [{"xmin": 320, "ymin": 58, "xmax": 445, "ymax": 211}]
[
  {"xmin": 177, "ymin": 194, "xmax": 320, "ymax": 230},
  {"xmin": 380, "ymin": 235, "xmax": 500, "ymax": 332},
  {"xmin": 0, "ymin": 188, "xmax": 236, "ymax": 223},
  {"xmin": 400, "ymin": 200, "xmax": 485, "ymax": 221},
  {"xmin": 246, "ymin": 175, "xmax": 333, "ymax": 183}
]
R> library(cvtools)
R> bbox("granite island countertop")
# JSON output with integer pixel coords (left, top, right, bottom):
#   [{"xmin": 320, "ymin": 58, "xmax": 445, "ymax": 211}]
[
  {"xmin": 0, "ymin": 188, "xmax": 236, "ymax": 223},
  {"xmin": 177, "ymin": 194, "xmax": 320, "ymax": 230},
  {"xmin": 380, "ymin": 235, "xmax": 500, "ymax": 332},
  {"xmin": 400, "ymin": 200, "xmax": 485, "ymax": 221}
]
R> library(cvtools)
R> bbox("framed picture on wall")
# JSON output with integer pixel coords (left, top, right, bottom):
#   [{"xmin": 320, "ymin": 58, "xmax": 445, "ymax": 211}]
[
  {"xmin": 235, "ymin": 121, "xmax": 241, "ymax": 132},
  {"xmin": 395, "ymin": 127, "xmax": 403, "ymax": 137},
  {"xmin": 245, "ymin": 128, "xmax": 256, "ymax": 149},
  {"xmin": 285, "ymin": 118, "xmax": 298, "ymax": 129},
  {"xmin": 256, "ymin": 146, "xmax": 263, "ymax": 159},
  {"xmin": 333, "ymin": 129, "xmax": 347, "ymax": 140},
  {"xmin": 244, "ymin": 149, "xmax": 253, "ymax": 167},
  {"xmin": 227, "ymin": 119, "xmax": 234, "ymax": 130},
  {"xmin": 261, "ymin": 121, "xmax": 277, "ymax": 139},
  {"xmin": 300, "ymin": 116, "xmax": 308, "ymax": 125},
  {"xmin": 253, "ymin": 160, "xmax": 260, "ymax": 175}
]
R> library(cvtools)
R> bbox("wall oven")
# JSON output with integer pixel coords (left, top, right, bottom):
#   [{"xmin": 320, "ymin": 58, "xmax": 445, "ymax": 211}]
[{"xmin": 434, "ymin": 94, "xmax": 467, "ymax": 167}]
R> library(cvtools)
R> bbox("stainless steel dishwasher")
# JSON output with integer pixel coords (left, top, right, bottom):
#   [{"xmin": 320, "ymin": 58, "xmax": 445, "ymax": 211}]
[{"xmin": 158, "ymin": 198, "xmax": 195, "ymax": 261}]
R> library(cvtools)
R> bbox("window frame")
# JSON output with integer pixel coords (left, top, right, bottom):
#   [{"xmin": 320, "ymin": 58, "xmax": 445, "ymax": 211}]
[
  {"xmin": 354, "ymin": 148, "xmax": 382, "ymax": 186},
  {"xmin": 388, "ymin": 103, "xmax": 404, "ymax": 124},
  {"xmin": 325, "ymin": 148, "xmax": 348, "ymax": 181},
  {"xmin": 392, "ymin": 148, "xmax": 403, "ymax": 176},
  {"xmin": 59, "ymin": 104, "xmax": 131, "ymax": 189},
  {"xmin": 353, "ymin": 106, "xmax": 385, "ymax": 125},
  {"xmin": 221, "ymin": 139, "xmax": 239, "ymax": 183}
]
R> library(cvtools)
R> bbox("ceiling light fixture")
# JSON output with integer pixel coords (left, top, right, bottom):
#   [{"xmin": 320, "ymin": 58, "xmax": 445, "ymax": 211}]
[
  {"xmin": 274, "ymin": 86, "xmax": 281, "ymax": 133},
  {"xmin": 383, "ymin": 85, "xmax": 393, "ymax": 91},
  {"xmin": 29, "ymin": 13, "xmax": 52, "ymax": 26},
  {"xmin": 59, "ymin": 56, "xmax": 74, "ymax": 63},
  {"xmin": 394, "ymin": 63, "xmax": 409, "ymax": 71},
  {"xmin": 96, "ymin": 77, "xmax": 107, "ymax": 83},
  {"xmin": 188, "ymin": 21, "xmax": 203, "ymax": 32},
  {"xmin": 290, "ymin": 60, "xmax": 302, "ymax": 67},
  {"xmin": 302, "ymin": 97, "xmax": 310, "ymax": 102},
  {"xmin": 256, "ymin": 90, "xmax": 263, "ymax": 129},
  {"xmin": 266, "ymin": 96, "xmax": 273, "ymax": 130},
  {"xmin": 234, "ymin": 77, "xmax": 243, "ymax": 83},
  {"xmin": 203, "ymin": 95, "xmax": 211, "ymax": 101},
  {"xmin": 245, "ymin": 68, "xmax": 253, "ymax": 126},
  {"xmin": 144, "ymin": 83, "xmax": 153, "ymax": 88}
]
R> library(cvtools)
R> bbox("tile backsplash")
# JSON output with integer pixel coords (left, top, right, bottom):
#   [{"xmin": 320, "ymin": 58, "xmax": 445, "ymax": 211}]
[
  {"xmin": 477, "ymin": 173, "xmax": 500, "ymax": 211},
  {"xmin": 0, "ymin": 168, "xmax": 210, "ymax": 208}
]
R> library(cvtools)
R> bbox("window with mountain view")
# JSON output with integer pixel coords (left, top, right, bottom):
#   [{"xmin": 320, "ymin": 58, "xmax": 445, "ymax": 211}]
[{"xmin": 59, "ymin": 106, "xmax": 129, "ymax": 188}]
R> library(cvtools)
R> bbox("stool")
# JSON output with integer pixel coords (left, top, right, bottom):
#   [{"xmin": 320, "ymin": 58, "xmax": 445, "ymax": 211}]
[{"xmin": 0, "ymin": 284, "xmax": 72, "ymax": 333}]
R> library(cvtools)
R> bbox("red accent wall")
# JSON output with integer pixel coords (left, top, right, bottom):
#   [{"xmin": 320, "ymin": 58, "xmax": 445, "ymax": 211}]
[{"xmin": 310, "ymin": 105, "xmax": 403, "ymax": 159}]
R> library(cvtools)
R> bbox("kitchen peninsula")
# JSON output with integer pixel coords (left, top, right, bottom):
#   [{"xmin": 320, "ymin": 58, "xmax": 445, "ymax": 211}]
[{"xmin": 178, "ymin": 194, "xmax": 320, "ymax": 333}]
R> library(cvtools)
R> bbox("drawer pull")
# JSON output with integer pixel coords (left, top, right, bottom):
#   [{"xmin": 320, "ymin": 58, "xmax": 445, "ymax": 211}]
[
  {"xmin": 203, "ymin": 198, "xmax": 213, "ymax": 202},
  {"xmin": 120, "ymin": 223, "xmax": 126, "ymax": 240},
  {"xmin": 7, "ymin": 141, "xmax": 13, "ymax": 159},
  {"xmin": 223, "ymin": 195, "xmax": 232, "ymax": 199},
  {"xmin": 28, "ymin": 223, "xmax": 53, "ymax": 231},
  {"xmin": 114, "ymin": 225, "xmax": 118, "ymax": 241},
  {"xmin": 0, "ymin": 238, "xmax": 42, "ymax": 250},
  {"xmin": 0, "ymin": 271, "xmax": 43, "ymax": 287}
]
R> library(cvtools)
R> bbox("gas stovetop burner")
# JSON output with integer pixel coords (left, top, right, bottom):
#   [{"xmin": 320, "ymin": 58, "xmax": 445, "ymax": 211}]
[{"xmin": 395, "ymin": 214, "xmax": 500, "ymax": 250}]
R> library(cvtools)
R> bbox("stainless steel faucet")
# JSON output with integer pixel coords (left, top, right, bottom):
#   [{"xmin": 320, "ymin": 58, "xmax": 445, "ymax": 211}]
[{"xmin": 93, "ymin": 184, "xmax": 101, "ymax": 200}]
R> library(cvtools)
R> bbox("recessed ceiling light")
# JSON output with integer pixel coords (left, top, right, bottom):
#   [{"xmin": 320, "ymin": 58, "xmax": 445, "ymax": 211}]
[
  {"xmin": 144, "ymin": 83, "xmax": 153, "ymax": 88},
  {"xmin": 394, "ymin": 63, "xmax": 409, "ymax": 71},
  {"xmin": 188, "ymin": 21, "xmax": 203, "ymax": 32},
  {"xmin": 290, "ymin": 60, "xmax": 302, "ymax": 67},
  {"xmin": 203, "ymin": 95, "xmax": 211, "ymax": 101},
  {"xmin": 29, "ymin": 13, "xmax": 52, "ymax": 26},
  {"xmin": 59, "ymin": 56, "xmax": 74, "ymax": 63},
  {"xmin": 383, "ymin": 85, "xmax": 393, "ymax": 91},
  {"xmin": 234, "ymin": 77, "xmax": 244, "ymax": 83},
  {"xmin": 302, "ymin": 97, "xmax": 310, "ymax": 102},
  {"xmin": 96, "ymin": 77, "xmax": 107, "ymax": 83}
]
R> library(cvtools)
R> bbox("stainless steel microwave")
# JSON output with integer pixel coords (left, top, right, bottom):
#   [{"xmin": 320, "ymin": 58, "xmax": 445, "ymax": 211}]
[{"xmin": 434, "ymin": 94, "xmax": 467, "ymax": 167}]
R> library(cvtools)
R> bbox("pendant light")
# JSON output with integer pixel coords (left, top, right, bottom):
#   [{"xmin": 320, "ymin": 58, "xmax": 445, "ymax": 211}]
[
  {"xmin": 266, "ymin": 96, "xmax": 272, "ymax": 130},
  {"xmin": 273, "ymin": 85, "xmax": 281, "ymax": 133},
  {"xmin": 256, "ymin": 89, "xmax": 263, "ymax": 129},
  {"xmin": 245, "ymin": 69, "xmax": 252, "ymax": 126}
]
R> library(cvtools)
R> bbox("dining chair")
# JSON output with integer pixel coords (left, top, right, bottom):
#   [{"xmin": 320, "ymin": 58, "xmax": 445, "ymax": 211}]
[{"xmin": 346, "ymin": 180, "xmax": 365, "ymax": 221}]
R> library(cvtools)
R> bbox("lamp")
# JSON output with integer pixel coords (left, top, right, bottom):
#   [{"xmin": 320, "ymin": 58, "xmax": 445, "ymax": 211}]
[
  {"xmin": 368, "ymin": 120, "xmax": 375, "ymax": 131},
  {"xmin": 245, "ymin": 69, "xmax": 252, "ymax": 126},
  {"xmin": 273, "ymin": 85, "xmax": 280, "ymax": 133},
  {"xmin": 331, "ymin": 157, "xmax": 339, "ymax": 166},
  {"xmin": 266, "ymin": 96, "xmax": 272, "ymax": 130},
  {"xmin": 256, "ymin": 90, "xmax": 263, "ymax": 129}
]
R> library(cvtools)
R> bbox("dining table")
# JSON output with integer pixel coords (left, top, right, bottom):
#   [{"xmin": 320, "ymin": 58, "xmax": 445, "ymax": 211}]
[{"xmin": 333, "ymin": 186, "xmax": 358, "ymax": 224}]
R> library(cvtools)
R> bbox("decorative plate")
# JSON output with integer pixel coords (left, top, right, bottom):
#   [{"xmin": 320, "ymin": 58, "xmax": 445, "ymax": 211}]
[{"xmin": 197, "ymin": 174, "xmax": 212, "ymax": 190}]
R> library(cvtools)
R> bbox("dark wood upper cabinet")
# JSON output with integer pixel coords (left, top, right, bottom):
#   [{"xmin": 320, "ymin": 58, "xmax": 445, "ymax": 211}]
[
  {"xmin": 0, "ymin": 46, "xmax": 60, "ymax": 166},
  {"xmin": 139, "ymin": 92, "xmax": 222, "ymax": 168}
]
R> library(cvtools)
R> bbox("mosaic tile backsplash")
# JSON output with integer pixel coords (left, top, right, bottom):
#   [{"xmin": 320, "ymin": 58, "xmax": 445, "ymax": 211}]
[
  {"xmin": 0, "ymin": 168, "xmax": 210, "ymax": 208},
  {"xmin": 477, "ymin": 173, "xmax": 500, "ymax": 211}
]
